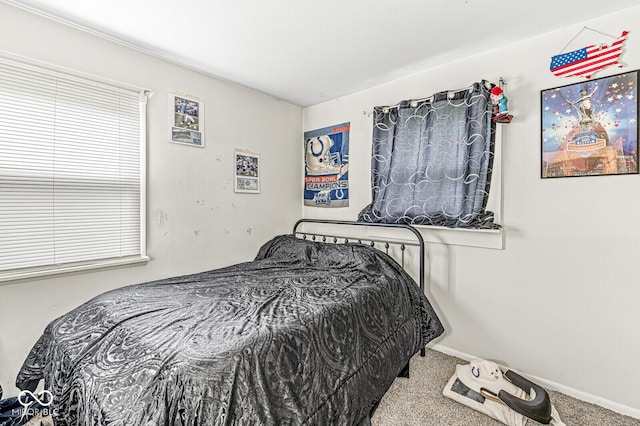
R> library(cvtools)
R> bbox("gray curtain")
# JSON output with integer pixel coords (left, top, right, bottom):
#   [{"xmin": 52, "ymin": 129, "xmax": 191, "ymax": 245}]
[{"xmin": 358, "ymin": 81, "xmax": 499, "ymax": 229}]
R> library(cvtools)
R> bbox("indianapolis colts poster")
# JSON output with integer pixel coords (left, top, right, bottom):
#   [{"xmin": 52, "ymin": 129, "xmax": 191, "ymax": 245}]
[{"xmin": 303, "ymin": 123, "xmax": 349, "ymax": 207}]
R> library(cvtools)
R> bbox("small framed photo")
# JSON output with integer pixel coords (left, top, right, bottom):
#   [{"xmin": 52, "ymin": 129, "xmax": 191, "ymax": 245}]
[
  {"xmin": 169, "ymin": 92, "xmax": 204, "ymax": 147},
  {"xmin": 234, "ymin": 150, "xmax": 260, "ymax": 193},
  {"xmin": 541, "ymin": 70, "xmax": 638, "ymax": 178}
]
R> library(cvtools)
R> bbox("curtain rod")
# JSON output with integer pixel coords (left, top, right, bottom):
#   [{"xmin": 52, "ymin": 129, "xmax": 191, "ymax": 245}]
[{"xmin": 369, "ymin": 77, "xmax": 505, "ymax": 114}]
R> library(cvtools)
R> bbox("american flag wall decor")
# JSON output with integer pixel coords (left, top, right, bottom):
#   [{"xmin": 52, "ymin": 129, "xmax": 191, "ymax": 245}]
[{"xmin": 550, "ymin": 31, "xmax": 628, "ymax": 79}]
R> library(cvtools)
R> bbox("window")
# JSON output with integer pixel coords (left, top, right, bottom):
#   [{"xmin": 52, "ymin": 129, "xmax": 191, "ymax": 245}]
[
  {"xmin": 358, "ymin": 81, "xmax": 501, "ymax": 231},
  {"xmin": 0, "ymin": 57, "xmax": 148, "ymax": 281}
]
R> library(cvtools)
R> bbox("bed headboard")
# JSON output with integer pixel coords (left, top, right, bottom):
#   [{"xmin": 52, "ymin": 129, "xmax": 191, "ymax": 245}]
[{"xmin": 292, "ymin": 219, "xmax": 425, "ymax": 293}]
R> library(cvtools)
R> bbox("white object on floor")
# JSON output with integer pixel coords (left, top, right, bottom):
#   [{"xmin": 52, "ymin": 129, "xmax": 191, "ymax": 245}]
[{"xmin": 443, "ymin": 359, "xmax": 565, "ymax": 426}]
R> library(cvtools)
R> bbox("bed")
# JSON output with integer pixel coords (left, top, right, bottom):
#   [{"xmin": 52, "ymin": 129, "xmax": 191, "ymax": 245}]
[{"xmin": 15, "ymin": 220, "xmax": 444, "ymax": 425}]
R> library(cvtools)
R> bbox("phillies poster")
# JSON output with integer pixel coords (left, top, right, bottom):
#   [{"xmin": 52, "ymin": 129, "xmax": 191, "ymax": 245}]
[{"xmin": 303, "ymin": 122, "xmax": 350, "ymax": 207}]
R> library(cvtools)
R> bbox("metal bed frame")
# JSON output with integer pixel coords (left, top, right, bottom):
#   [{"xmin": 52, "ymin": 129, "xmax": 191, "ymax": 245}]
[{"xmin": 293, "ymin": 219, "xmax": 427, "ymax": 359}]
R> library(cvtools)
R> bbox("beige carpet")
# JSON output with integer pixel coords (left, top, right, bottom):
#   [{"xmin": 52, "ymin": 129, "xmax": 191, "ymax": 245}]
[{"xmin": 372, "ymin": 349, "xmax": 640, "ymax": 426}]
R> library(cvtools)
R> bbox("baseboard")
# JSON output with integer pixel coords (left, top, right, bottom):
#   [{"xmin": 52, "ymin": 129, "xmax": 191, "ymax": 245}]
[{"xmin": 431, "ymin": 344, "xmax": 640, "ymax": 420}]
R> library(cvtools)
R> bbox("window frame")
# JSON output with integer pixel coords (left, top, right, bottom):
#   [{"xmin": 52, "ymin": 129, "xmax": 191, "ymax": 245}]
[
  {"xmin": 358, "ymin": 84, "xmax": 504, "ymax": 249},
  {"xmin": 0, "ymin": 54, "xmax": 150, "ymax": 283}
]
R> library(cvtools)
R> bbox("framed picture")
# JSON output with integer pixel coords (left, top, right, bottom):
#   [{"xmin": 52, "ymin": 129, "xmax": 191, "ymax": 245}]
[
  {"xmin": 234, "ymin": 150, "xmax": 260, "ymax": 193},
  {"xmin": 169, "ymin": 92, "xmax": 204, "ymax": 147},
  {"xmin": 303, "ymin": 122, "xmax": 350, "ymax": 207},
  {"xmin": 541, "ymin": 70, "xmax": 638, "ymax": 178}
]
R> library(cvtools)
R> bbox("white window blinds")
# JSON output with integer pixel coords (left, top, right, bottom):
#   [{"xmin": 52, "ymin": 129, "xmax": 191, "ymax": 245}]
[{"xmin": 0, "ymin": 58, "xmax": 147, "ymax": 279}]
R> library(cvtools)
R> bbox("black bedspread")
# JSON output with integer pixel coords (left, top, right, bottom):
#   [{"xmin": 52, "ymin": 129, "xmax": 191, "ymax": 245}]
[{"xmin": 17, "ymin": 235, "xmax": 443, "ymax": 425}]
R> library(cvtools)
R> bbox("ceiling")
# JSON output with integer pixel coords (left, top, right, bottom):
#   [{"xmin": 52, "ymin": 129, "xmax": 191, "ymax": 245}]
[{"xmin": 5, "ymin": 0, "xmax": 639, "ymax": 107}]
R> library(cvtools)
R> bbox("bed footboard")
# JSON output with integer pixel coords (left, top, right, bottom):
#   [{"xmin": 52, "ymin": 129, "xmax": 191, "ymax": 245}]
[{"xmin": 293, "ymin": 219, "xmax": 428, "ymax": 357}]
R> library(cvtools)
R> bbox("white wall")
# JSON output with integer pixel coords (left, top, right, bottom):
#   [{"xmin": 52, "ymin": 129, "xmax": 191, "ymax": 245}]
[
  {"xmin": 0, "ymin": 3, "xmax": 302, "ymax": 396},
  {"xmin": 303, "ymin": 6, "xmax": 640, "ymax": 417}
]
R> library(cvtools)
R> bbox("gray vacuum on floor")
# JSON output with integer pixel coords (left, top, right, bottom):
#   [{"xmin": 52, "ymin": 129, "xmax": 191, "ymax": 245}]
[{"xmin": 443, "ymin": 359, "xmax": 566, "ymax": 426}]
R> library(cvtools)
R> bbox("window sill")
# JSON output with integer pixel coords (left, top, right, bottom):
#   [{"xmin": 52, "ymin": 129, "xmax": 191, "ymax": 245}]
[
  {"xmin": 367, "ymin": 225, "xmax": 504, "ymax": 250},
  {"xmin": 415, "ymin": 224, "xmax": 503, "ymax": 249},
  {"xmin": 0, "ymin": 255, "xmax": 151, "ymax": 284}
]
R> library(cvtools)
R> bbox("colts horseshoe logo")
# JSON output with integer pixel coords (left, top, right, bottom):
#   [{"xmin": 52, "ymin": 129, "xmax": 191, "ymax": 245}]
[
  {"xmin": 308, "ymin": 137, "xmax": 325, "ymax": 157},
  {"xmin": 471, "ymin": 366, "xmax": 481, "ymax": 378}
]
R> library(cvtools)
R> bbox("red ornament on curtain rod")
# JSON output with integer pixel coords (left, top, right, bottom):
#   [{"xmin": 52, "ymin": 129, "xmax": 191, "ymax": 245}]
[{"xmin": 549, "ymin": 29, "xmax": 628, "ymax": 79}]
